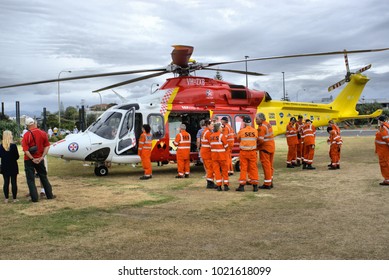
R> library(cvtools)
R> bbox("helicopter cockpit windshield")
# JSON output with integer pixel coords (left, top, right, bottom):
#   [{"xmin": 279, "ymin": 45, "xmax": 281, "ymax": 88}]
[{"xmin": 89, "ymin": 111, "xmax": 122, "ymax": 140}]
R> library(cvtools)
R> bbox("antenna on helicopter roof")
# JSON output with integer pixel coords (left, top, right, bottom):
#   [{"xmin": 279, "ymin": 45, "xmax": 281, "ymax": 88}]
[{"xmin": 111, "ymin": 89, "xmax": 128, "ymax": 103}]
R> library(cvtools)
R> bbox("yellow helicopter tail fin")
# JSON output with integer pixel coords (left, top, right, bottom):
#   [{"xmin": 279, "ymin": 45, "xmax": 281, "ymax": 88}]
[{"xmin": 329, "ymin": 73, "xmax": 373, "ymax": 120}]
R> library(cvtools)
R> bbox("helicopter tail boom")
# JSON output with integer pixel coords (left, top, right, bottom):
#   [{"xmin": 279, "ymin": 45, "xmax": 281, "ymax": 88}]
[{"xmin": 329, "ymin": 73, "xmax": 370, "ymax": 119}]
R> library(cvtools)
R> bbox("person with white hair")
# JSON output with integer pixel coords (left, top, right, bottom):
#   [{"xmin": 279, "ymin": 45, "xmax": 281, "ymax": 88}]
[
  {"xmin": 173, "ymin": 123, "xmax": 191, "ymax": 178},
  {"xmin": 21, "ymin": 117, "xmax": 55, "ymax": 202}
]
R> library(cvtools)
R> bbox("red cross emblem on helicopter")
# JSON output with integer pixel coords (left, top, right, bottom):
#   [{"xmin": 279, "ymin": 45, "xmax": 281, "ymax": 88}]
[{"xmin": 68, "ymin": 142, "xmax": 79, "ymax": 152}]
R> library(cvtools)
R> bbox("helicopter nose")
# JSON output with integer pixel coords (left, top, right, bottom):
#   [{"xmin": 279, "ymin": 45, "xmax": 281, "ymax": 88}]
[{"xmin": 48, "ymin": 139, "xmax": 68, "ymax": 158}]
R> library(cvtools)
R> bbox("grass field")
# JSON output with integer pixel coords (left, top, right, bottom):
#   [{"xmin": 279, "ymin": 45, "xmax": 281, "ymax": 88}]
[{"xmin": 0, "ymin": 135, "xmax": 388, "ymax": 260}]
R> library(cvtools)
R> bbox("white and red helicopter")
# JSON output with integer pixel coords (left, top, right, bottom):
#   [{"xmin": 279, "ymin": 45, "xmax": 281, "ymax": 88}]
[{"xmin": 0, "ymin": 45, "xmax": 387, "ymax": 176}]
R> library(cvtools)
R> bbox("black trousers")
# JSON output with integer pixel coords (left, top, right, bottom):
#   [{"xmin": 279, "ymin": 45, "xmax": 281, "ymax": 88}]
[
  {"xmin": 24, "ymin": 160, "xmax": 53, "ymax": 202},
  {"xmin": 2, "ymin": 174, "xmax": 18, "ymax": 200}
]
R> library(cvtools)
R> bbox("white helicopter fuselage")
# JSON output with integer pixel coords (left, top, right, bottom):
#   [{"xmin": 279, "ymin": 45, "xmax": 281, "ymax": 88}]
[{"xmin": 48, "ymin": 104, "xmax": 142, "ymax": 176}]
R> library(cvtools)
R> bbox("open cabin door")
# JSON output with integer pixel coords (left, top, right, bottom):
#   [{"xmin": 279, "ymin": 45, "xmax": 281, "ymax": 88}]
[{"xmin": 115, "ymin": 107, "xmax": 137, "ymax": 154}]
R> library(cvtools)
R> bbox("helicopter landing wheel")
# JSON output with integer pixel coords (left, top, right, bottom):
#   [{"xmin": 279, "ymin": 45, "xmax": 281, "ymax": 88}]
[{"xmin": 94, "ymin": 165, "xmax": 109, "ymax": 176}]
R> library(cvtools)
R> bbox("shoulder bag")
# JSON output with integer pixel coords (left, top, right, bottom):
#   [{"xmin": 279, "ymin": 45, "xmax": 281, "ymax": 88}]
[{"xmin": 28, "ymin": 130, "xmax": 38, "ymax": 154}]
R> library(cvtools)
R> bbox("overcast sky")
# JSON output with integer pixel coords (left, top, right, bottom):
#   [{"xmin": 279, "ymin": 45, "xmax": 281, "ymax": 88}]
[{"xmin": 1, "ymin": 0, "xmax": 388, "ymax": 116}]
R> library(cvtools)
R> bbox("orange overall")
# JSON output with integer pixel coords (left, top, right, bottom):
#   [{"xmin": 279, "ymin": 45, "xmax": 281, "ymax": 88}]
[
  {"xmin": 257, "ymin": 121, "xmax": 275, "ymax": 187},
  {"xmin": 210, "ymin": 131, "xmax": 229, "ymax": 186},
  {"xmin": 237, "ymin": 126, "xmax": 258, "ymax": 185},
  {"xmin": 302, "ymin": 123, "xmax": 316, "ymax": 165},
  {"xmin": 222, "ymin": 123, "xmax": 235, "ymax": 174},
  {"xmin": 376, "ymin": 123, "xmax": 389, "ymax": 184},
  {"xmin": 200, "ymin": 128, "xmax": 214, "ymax": 183},
  {"xmin": 295, "ymin": 121, "xmax": 304, "ymax": 163},
  {"xmin": 286, "ymin": 122, "xmax": 298, "ymax": 165},
  {"xmin": 328, "ymin": 130, "xmax": 342, "ymax": 168},
  {"xmin": 174, "ymin": 130, "xmax": 191, "ymax": 177},
  {"xmin": 138, "ymin": 132, "xmax": 153, "ymax": 176}
]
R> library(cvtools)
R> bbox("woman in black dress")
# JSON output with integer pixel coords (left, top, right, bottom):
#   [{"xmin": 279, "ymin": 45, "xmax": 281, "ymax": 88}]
[{"xmin": 0, "ymin": 130, "xmax": 19, "ymax": 203}]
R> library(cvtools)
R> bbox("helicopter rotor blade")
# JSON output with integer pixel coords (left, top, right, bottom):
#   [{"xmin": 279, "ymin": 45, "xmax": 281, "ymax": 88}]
[
  {"xmin": 344, "ymin": 49, "xmax": 351, "ymax": 73},
  {"xmin": 92, "ymin": 71, "xmax": 168, "ymax": 92},
  {"xmin": 207, "ymin": 48, "xmax": 389, "ymax": 67},
  {"xmin": 356, "ymin": 64, "xmax": 372, "ymax": 73},
  {"xmin": 202, "ymin": 67, "xmax": 265, "ymax": 76},
  {"xmin": 0, "ymin": 68, "xmax": 167, "ymax": 89},
  {"xmin": 328, "ymin": 79, "xmax": 346, "ymax": 92}
]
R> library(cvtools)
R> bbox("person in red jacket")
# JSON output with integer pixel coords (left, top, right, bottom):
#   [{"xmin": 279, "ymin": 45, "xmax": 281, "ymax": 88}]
[
  {"xmin": 376, "ymin": 116, "xmax": 389, "ymax": 185},
  {"xmin": 138, "ymin": 124, "xmax": 153, "ymax": 180},
  {"xmin": 21, "ymin": 117, "xmax": 55, "ymax": 202},
  {"xmin": 173, "ymin": 123, "xmax": 191, "ymax": 178},
  {"xmin": 256, "ymin": 113, "xmax": 275, "ymax": 189},
  {"xmin": 286, "ymin": 117, "xmax": 298, "ymax": 168},
  {"xmin": 301, "ymin": 119, "xmax": 316, "ymax": 170},
  {"xmin": 210, "ymin": 123, "xmax": 230, "ymax": 191}
]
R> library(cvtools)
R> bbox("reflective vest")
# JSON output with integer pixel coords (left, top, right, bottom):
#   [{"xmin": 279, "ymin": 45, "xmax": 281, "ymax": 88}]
[
  {"xmin": 302, "ymin": 123, "xmax": 316, "ymax": 145},
  {"xmin": 210, "ymin": 131, "xmax": 229, "ymax": 160},
  {"xmin": 238, "ymin": 126, "xmax": 258, "ymax": 150},
  {"xmin": 222, "ymin": 123, "xmax": 235, "ymax": 149},
  {"xmin": 257, "ymin": 121, "xmax": 275, "ymax": 153},
  {"xmin": 286, "ymin": 122, "xmax": 298, "ymax": 145},
  {"xmin": 381, "ymin": 122, "xmax": 389, "ymax": 144},
  {"xmin": 200, "ymin": 128, "xmax": 212, "ymax": 160},
  {"xmin": 174, "ymin": 130, "xmax": 191, "ymax": 157},
  {"xmin": 330, "ymin": 123, "xmax": 341, "ymax": 135},
  {"xmin": 375, "ymin": 130, "xmax": 389, "ymax": 156},
  {"xmin": 328, "ymin": 130, "xmax": 342, "ymax": 146},
  {"xmin": 138, "ymin": 132, "xmax": 152, "ymax": 155}
]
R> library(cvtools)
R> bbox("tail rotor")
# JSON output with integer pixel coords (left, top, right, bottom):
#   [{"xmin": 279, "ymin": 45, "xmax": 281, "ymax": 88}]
[{"xmin": 328, "ymin": 49, "xmax": 372, "ymax": 92}]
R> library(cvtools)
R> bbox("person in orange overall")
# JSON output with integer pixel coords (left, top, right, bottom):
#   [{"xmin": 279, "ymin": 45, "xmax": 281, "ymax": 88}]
[
  {"xmin": 236, "ymin": 116, "xmax": 258, "ymax": 192},
  {"xmin": 286, "ymin": 117, "xmax": 298, "ymax": 168},
  {"xmin": 221, "ymin": 116, "xmax": 235, "ymax": 176},
  {"xmin": 200, "ymin": 120, "xmax": 215, "ymax": 189},
  {"xmin": 301, "ymin": 119, "xmax": 316, "ymax": 170},
  {"xmin": 256, "ymin": 113, "xmax": 275, "ymax": 189},
  {"xmin": 328, "ymin": 119, "xmax": 341, "ymax": 135},
  {"xmin": 295, "ymin": 115, "xmax": 304, "ymax": 166},
  {"xmin": 210, "ymin": 123, "xmax": 230, "ymax": 191},
  {"xmin": 328, "ymin": 119, "xmax": 341, "ymax": 167},
  {"xmin": 327, "ymin": 126, "xmax": 343, "ymax": 169},
  {"xmin": 138, "ymin": 124, "xmax": 153, "ymax": 180},
  {"xmin": 376, "ymin": 116, "xmax": 389, "ymax": 185},
  {"xmin": 173, "ymin": 123, "xmax": 191, "ymax": 178}
]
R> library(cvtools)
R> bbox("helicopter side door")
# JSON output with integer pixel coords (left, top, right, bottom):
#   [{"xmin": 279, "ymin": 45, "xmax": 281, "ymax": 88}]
[{"xmin": 115, "ymin": 107, "xmax": 137, "ymax": 154}]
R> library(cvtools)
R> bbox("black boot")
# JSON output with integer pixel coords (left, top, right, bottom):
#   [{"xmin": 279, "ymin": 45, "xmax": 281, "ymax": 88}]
[
  {"xmin": 286, "ymin": 164, "xmax": 294, "ymax": 168},
  {"xmin": 306, "ymin": 164, "xmax": 316, "ymax": 170},
  {"xmin": 224, "ymin": 185, "xmax": 230, "ymax": 191},
  {"xmin": 217, "ymin": 186, "xmax": 222, "ymax": 191},
  {"xmin": 302, "ymin": 163, "xmax": 307, "ymax": 169},
  {"xmin": 206, "ymin": 180, "xmax": 215, "ymax": 189},
  {"xmin": 235, "ymin": 185, "xmax": 245, "ymax": 192},
  {"xmin": 253, "ymin": 185, "xmax": 258, "ymax": 192}
]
